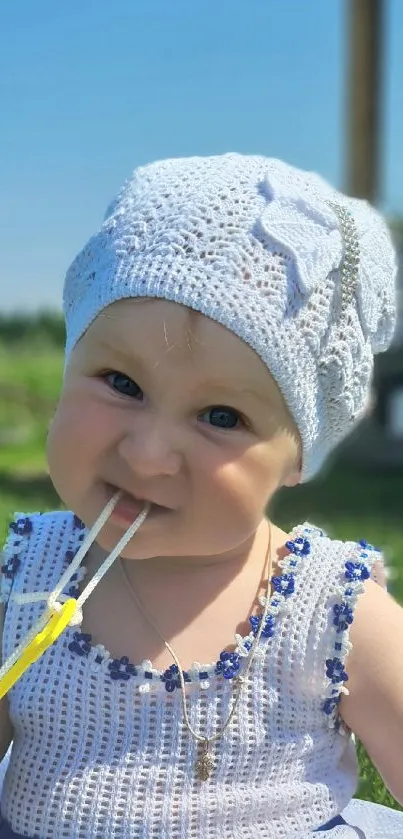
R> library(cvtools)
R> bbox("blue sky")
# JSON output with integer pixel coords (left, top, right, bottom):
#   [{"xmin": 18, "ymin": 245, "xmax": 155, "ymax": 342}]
[{"xmin": 1, "ymin": 0, "xmax": 402, "ymax": 311}]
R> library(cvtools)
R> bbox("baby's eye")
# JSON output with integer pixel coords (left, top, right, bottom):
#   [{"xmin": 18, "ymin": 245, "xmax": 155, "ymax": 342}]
[
  {"xmin": 105, "ymin": 371, "xmax": 143, "ymax": 399},
  {"xmin": 199, "ymin": 406, "xmax": 245, "ymax": 430}
]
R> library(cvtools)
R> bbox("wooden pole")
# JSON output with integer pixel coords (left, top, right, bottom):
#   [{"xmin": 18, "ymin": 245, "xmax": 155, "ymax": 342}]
[{"xmin": 346, "ymin": 0, "xmax": 383, "ymax": 202}]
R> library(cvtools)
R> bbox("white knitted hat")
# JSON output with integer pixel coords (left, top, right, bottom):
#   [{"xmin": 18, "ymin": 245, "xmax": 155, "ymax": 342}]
[{"xmin": 63, "ymin": 153, "xmax": 398, "ymax": 482}]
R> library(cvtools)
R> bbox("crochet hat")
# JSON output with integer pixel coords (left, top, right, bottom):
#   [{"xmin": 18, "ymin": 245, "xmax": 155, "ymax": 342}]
[{"xmin": 63, "ymin": 153, "xmax": 398, "ymax": 482}]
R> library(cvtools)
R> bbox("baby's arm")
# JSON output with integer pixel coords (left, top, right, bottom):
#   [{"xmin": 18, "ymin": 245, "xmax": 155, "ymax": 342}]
[{"xmin": 339, "ymin": 579, "xmax": 403, "ymax": 805}]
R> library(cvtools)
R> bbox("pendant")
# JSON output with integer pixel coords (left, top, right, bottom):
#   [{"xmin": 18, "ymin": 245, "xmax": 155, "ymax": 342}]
[{"xmin": 195, "ymin": 739, "xmax": 215, "ymax": 781}]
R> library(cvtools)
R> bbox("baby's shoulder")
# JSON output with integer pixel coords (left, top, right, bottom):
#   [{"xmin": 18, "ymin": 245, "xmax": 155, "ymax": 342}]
[
  {"xmin": 1, "ymin": 510, "xmax": 78, "ymax": 598},
  {"xmin": 291, "ymin": 520, "xmax": 389, "ymax": 592},
  {"xmin": 2, "ymin": 508, "xmax": 75, "ymax": 546}
]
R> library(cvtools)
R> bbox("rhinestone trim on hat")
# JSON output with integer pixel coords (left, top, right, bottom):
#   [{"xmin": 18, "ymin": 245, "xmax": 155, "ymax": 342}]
[{"xmin": 327, "ymin": 202, "xmax": 360, "ymax": 312}]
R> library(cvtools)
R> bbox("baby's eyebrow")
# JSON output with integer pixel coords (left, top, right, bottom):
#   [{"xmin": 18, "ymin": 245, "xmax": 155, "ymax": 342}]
[
  {"xmin": 195, "ymin": 380, "xmax": 270, "ymax": 406},
  {"xmin": 98, "ymin": 339, "xmax": 145, "ymax": 366}
]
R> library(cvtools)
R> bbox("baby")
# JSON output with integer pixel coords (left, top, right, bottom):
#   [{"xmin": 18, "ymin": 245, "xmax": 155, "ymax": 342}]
[{"xmin": 0, "ymin": 153, "xmax": 402, "ymax": 838}]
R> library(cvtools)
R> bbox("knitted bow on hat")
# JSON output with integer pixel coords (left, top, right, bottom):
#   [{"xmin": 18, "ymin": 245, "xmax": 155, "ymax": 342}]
[{"xmin": 257, "ymin": 168, "xmax": 396, "ymax": 353}]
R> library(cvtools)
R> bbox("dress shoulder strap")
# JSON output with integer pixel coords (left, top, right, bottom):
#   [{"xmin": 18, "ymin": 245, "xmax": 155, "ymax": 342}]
[
  {"xmin": 298, "ymin": 522, "xmax": 388, "ymax": 734},
  {"xmin": 1, "ymin": 514, "xmax": 39, "ymax": 609}
]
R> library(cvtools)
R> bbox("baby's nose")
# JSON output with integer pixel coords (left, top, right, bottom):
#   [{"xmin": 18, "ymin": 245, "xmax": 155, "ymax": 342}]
[{"xmin": 117, "ymin": 421, "xmax": 182, "ymax": 478}]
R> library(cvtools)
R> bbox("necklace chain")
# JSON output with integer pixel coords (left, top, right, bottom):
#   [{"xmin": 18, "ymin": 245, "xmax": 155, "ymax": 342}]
[{"xmin": 119, "ymin": 524, "xmax": 274, "ymax": 780}]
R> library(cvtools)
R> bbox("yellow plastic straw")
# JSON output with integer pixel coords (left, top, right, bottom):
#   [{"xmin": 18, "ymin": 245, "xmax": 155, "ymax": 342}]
[
  {"xmin": 0, "ymin": 494, "xmax": 149, "ymax": 699},
  {"xmin": 0, "ymin": 599, "xmax": 77, "ymax": 699}
]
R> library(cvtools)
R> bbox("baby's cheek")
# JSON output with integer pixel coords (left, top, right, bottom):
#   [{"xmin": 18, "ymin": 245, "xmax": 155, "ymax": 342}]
[
  {"xmin": 219, "ymin": 447, "xmax": 285, "ymax": 526},
  {"xmin": 210, "ymin": 459, "xmax": 268, "ymax": 523},
  {"xmin": 47, "ymin": 395, "xmax": 103, "ymax": 479}
]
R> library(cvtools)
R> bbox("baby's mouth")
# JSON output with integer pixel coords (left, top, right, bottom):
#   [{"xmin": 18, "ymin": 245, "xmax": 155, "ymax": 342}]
[{"xmin": 105, "ymin": 483, "xmax": 170, "ymax": 524}]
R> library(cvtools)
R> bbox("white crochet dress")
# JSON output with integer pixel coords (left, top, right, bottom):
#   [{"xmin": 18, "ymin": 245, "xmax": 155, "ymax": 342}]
[{"xmin": 0, "ymin": 511, "xmax": 402, "ymax": 838}]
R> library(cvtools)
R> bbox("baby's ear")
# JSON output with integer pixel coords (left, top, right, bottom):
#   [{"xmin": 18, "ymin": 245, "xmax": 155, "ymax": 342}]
[
  {"xmin": 282, "ymin": 453, "xmax": 302, "ymax": 488},
  {"xmin": 282, "ymin": 471, "xmax": 301, "ymax": 488}
]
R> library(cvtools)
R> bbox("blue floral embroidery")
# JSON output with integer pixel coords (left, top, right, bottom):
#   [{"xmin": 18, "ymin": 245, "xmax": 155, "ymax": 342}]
[
  {"xmin": 333, "ymin": 602, "xmax": 354, "ymax": 632},
  {"xmin": 249, "ymin": 614, "xmax": 275, "ymax": 639},
  {"xmin": 323, "ymin": 695, "xmax": 341, "ymax": 716},
  {"xmin": 62, "ymin": 536, "xmax": 88, "ymax": 599},
  {"xmin": 68, "ymin": 632, "xmax": 92, "ymax": 657},
  {"xmin": 249, "ymin": 615, "xmax": 260, "ymax": 637},
  {"xmin": 262, "ymin": 615, "xmax": 276, "ymax": 638},
  {"xmin": 161, "ymin": 664, "xmax": 191, "ymax": 692},
  {"xmin": 285, "ymin": 536, "xmax": 310, "ymax": 557},
  {"xmin": 108, "ymin": 656, "xmax": 137, "ymax": 681},
  {"xmin": 322, "ymin": 536, "xmax": 383, "ymax": 729},
  {"xmin": 1, "ymin": 553, "xmax": 21, "ymax": 580},
  {"xmin": 358, "ymin": 539, "xmax": 378, "ymax": 551},
  {"xmin": 272, "ymin": 573, "xmax": 295, "ymax": 597},
  {"xmin": 1, "ymin": 516, "xmax": 32, "ymax": 581},
  {"xmin": 326, "ymin": 657, "xmax": 348, "ymax": 684},
  {"xmin": 344, "ymin": 560, "xmax": 370, "ymax": 582},
  {"xmin": 9, "ymin": 517, "xmax": 32, "ymax": 536},
  {"xmin": 215, "ymin": 651, "xmax": 241, "ymax": 679}
]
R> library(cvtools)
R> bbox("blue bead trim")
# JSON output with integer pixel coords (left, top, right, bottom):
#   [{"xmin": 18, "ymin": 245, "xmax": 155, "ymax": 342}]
[
  {"xmin": 108, "ymin": 656, "xmax": 137, "ymax": 681},
  {"xmin": 65, "ymin": 520, "xmax": 319, "ymax": 692},
  {"xmin": 322, "ymin": 537, "xmax": 383, "ymax": 732},
  {"xmin": 249, "ymin": 614, "xmax": 275, "ymax": 639},
  {"xmin": 66, "ymin": 516, "xmax": 87, "ymax": 597},
  {"xmin": 215, "ymin": 651, "xmax": 241, "ymax": 679},
  {"xmin": 68, "ymin": 631, "xmax": 92, "ymax": 657},
  {"xmin": 161, "ymin": 664, "xmax": 191, "ymax": 692},
  {"xmin": 285, "ymin": 536, "xmax": 311, "ymax": 557},
  {"xmin": 73, "ymin": 515, "xmax": 86, "ymax": 531},
  {"xmin": 1, "ymin": 553, "xmax": 21, "ymax": 581},
  {"xmin": 1, "ymin": 515, "xmax": 34, "ymax": 602},
  {"xmin": 8, "ymin": 517, "xmax": 33, "ymax": 537}
]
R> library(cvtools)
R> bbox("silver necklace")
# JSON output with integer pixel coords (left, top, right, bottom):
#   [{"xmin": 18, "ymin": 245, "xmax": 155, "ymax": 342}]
[{"xmin": 119, "ymin": 523, "xmax": 274, "ymax": 781}]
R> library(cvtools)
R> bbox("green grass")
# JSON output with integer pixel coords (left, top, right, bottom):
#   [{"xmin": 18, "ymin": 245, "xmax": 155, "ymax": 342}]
[
  {"xmin": 0, "ymin": 342, "xmax": 402, "ymax": 810},
  {"xmin": 0, "ymin": 343, "xmax": 62, "ymax": 475}
]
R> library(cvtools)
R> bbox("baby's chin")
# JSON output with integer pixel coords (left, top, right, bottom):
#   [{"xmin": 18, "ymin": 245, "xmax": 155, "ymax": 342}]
[{"xmin": 92, "ymin": 526, "xmax": 158, "ymax": 562}]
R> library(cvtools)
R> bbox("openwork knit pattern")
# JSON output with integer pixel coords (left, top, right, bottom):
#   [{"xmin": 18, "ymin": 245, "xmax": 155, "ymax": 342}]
[
  {"xmin": 0, "ymin": 512, "xmax": 388, "ymax": 838},
  {"xmin": 63, "ymin": 154, "xmax": 398, "ymax": 481}
]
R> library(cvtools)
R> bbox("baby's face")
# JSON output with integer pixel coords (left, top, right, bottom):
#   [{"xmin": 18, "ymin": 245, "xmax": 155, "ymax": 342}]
[{"xmin": 47, "ymin": 299, "xmax": 301, "ymax": 560}]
